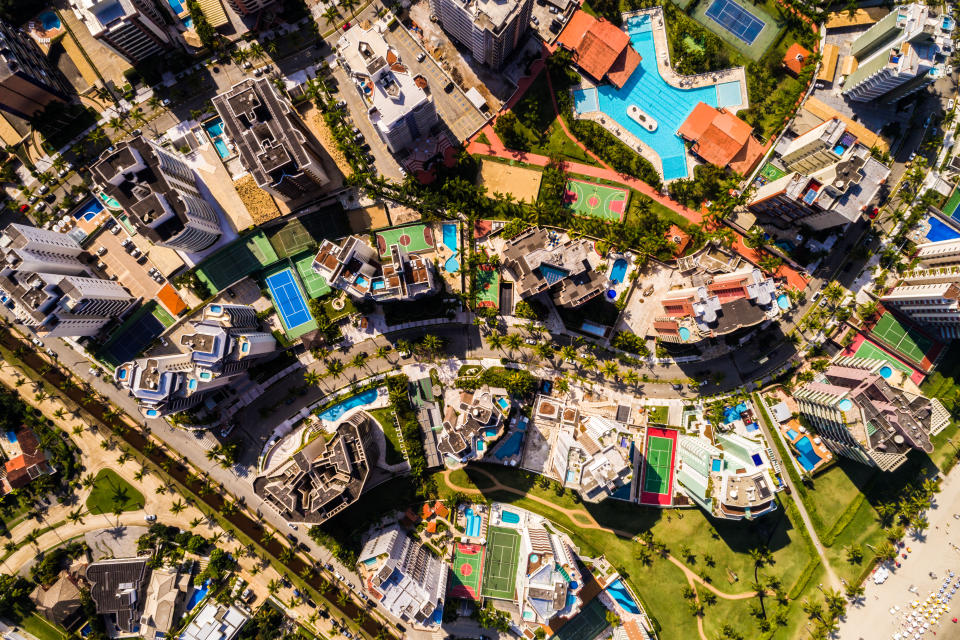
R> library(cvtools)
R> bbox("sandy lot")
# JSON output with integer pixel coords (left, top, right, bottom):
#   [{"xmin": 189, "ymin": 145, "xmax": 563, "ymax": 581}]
[
  {"xmin": 348, "ymin": 205, "xmax": 390, "ymax": 232},
  {"xmin": 479, "ymin": 159, "xmax": 542, "ymax": 203},
  {"xmin": 234, "ymin": 175, "xmax": 281, "ymax": 225}
]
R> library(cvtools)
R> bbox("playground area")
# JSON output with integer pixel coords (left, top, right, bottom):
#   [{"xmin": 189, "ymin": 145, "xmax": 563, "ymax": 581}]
[
  {"xmin": 869, "ymin": 312, "xmax": 940, "ymax": 371},
  {"xmin": 639, "ymin": 427, "xmax": 677, "ymax": 506},
  {"xmin": 475, "ymin": 265, "xmax": 500, "ymax": 309},
  {"xmin": 375, "ymin": 224, "xmax": 435, "ymax": 257},
  {"xmin": 564, "ymin": 179, "xmax": 629, "ymax": 223},
  {"xmin": 450, "ymin": 542, "xmax": 485, "ymax": 600},
  {"xmin": 480, "ymin": 526, "xmax": 521, "ymax": 600}
]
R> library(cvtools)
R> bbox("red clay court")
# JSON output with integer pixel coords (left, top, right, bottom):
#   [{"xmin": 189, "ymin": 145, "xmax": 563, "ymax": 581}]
[
  {"xmin": 449, "ymin": 542, "xmax": 485, "ymax": 600},
  {"xmin": 639, "ymin": 427, "xmax": 677, "ymax": 506}
]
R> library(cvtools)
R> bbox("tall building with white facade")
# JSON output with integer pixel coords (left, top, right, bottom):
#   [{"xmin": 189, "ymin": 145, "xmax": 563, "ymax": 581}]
[
  {"xmin": 0, "ymin": 20, "xmax": 73, "ymax": 119},
  {"xmin": 877, "ymin": 237, "xmax": 960, "ymax": 337},
  {"xmin": 92, "ymin": 136, "xmax": 222, "ymax": 253},
  {"xmin": 221, "ymin": 0, "xmax": 275, "ymax": 15},
  {"xmin": 312, "ymin": 236, "xmax": 437, "ymax": 302},
  {"xmin": 429, "ymin": 0, "xmax": 532, "ymax": 69},
  {"xmin": 212, "ymin": 78, "xmax": 330, "ymax": 201},
  {"xmin": 0, "ymin": 224, "xmax": 134, "ymax": 337},
  {"xmin": 794, "ymin": 357, "xmax": 949, "ymax": 471},
  {"xmin": 914, "ymin": 238, "xmax": 960, "ymax": 267},
  {"xmin": 842, "ymin": 4, "xmax": 948, "ymax": 104},
  {"xmin": 357, "ymin": 526, "xmax": 447, "ymax": 630},
  {"xmin": 70, "ymin": 0, "xmax": 174, "ymax": 63},
  {"xmin": 115, "ymin": 303, "xmax": 277, "ymax": 418},
  {"xmin": 337, "ymin": 24, "xmax": 439, "ymax": 153}
]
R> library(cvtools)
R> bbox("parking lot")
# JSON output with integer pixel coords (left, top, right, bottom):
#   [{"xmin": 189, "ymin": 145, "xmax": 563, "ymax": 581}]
[
  {"xmin": 530, "ymin": 0, "xmax": 574, "ymax": 43},
  {"xmin": 92, "ymin": 224, "xmax": 171, "ymax": 301}
]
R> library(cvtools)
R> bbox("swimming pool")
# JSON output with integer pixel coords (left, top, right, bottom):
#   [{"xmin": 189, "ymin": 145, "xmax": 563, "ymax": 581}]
[
  {"xmin": 794, "ymin": 436, "xmax": 822, "ymax": 472},
  {"xmin": 74, "ymin": 198, "xmax": 104, "ymax": 222},
  {"xmin": 6, "ymin": 431, "xmax": 16, "ymax": 443},
  {"xmin": 205, "ymin": 119, "xmax": 224, "ymax": 136},
  {"xmin": 606, "ymin": 579, "xmax": 641, "ymax": 614},
  {"xmin": 573, "ymin": 88, "xmax": 600, "ymax": 113},
  {"xmin": 185, "ymin": 579, "xmax": 210, "ymax": 611},
  {"xmin": 444, "ymin": 254, "xmax": 460, "ymax": 273},
  {"xmin": 212, "ymin": 137, "xmax": 229, "ymax": 158},
  {"xmin": 580, "ymin": 320, "xmax": 607, "ymax": 337},
  {"xmin": 609, "ymin": 258, "xmax": 628, "ymax": 284},
  {"xmin": 501, "ymin": 509, "xmax": 520, "ymax": 524},
  {"xmin": 879, "ymin": 365, "xmax": 893, "ymax": 378},
  {"xmin": 205, "ymin": 119, "xmax": 230, "ymax": 158},
  {"xmin": 926, "ymin": 216, "xmax": 960, "ymax": 242},
  {"xmin": 716, "ymin": 81, "xmax": 741, "ymax": 107},
  {"xmin": 589, "ymin": 14, "xmax": 723, "ymax": 180},
  {"xmin": 777, "ymin": 294, "xmax": 790, "ymax": 310},
  {"xmin": 493, "ymin": 431, "xmax": 524, "ymax": 460},
  {"xmin": 496, "ymin": 397, "xmax": 509, "ymax": 412},
  {"xmin": 442, "ymin": 223, "xmax": 458, "ymax": 252},
  {"xmin": 565, "ymin": 469, "xmax": 577, "ymax": 482},
  {"xmin": 464, "ymin": 507, "xmax": 482, "ymax": 537},
  {"xmin": 678, "ymin": 327, "xmax": 691, "ymax": 341},
  {"xmin": 99, "ymin": 193, "xmax": 122, "ymax": 209},
  {"xmin": 710, "ymin": 458, "xmax": 722, "ymax": 472},
  {"xmin": 786, "ymin": 428, "xmax": 798, "ymax": 439},
  {"xmin": 317, "ymin": 387, "xmax": 379, "ymax": 422},
  {"xmin": 167, "ymin": 0, "xmax": 185, "ymax": 13},
  {"xmin": 183, "ymin": 16, "xmax": 193, "ymax": 28},
  {"xmin": 39, "ymin": 11, "xmax": 61, "ymax": 31}
]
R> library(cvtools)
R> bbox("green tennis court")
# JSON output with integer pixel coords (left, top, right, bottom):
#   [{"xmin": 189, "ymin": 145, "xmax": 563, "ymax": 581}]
[
  {"xmin": 871, "ymin": 313, "xmax": 931, "ymax": 365},
  {"xmin": 643, "ymin": 436, "xmax": 674, "ymax": 495},
  {"xmin": 294, "ymin": 252, "xmax": 331, "ymax": 298},
  {"xmin": 549, "ymin": 598, "xmax": 610, "ymax": 640},
  {"xmin": 481, "ymin": 526, "xmax": 520, "ymax": 600},
  {"xmin": 375, "ymin": 224, "xmax": 434, "ymax": 257},
  {"xmin": 268, "ymin": 218, "xmax": 318, "ymax": 258},
  {"xmin": 852, "ymin": 339, "xmax": 913, "ymax": 374},
  {"xmin": 943, "ymin": 186, "xmax": 960, "ymax": 218},
  {"xmin": 564, "ymin": 179, "xmax": 629, "ymax": 222},
  {"xmin": 195, "ymin": 231, "xmax": 280, "ymax": 292},
  {"xmin": 450, "ymin": 543, "xmax": 484, "ymax": 600}
]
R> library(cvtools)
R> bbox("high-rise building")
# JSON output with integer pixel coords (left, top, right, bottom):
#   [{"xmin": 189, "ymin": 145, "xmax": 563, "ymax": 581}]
[
  {"xmin": 357, "ymin": 525, "xmax": 448, "ymax": 629},
  {"xmin": 778, "ymin": 118, "xmax": 852, "ymax": 174},
  {"xmin": 212, "ymin": 78, "xmax": 330, "ymax": 201},
  {"xmin": 91, "ymin": 136, "xmax": 222, "ymax": 253},
  {"xmin": 222, "ymin": 0, "xmax": 275, "ymax": 16},
  {"xmin": 914, "ymin": 238, "xmax": 960, "ymax": 267},
  {"xmin": 0, "ymin": 20, "xmax": 72, "ymax": 119},
  {"xmin": 337, "ymin": 24, "xmax": 439, "ymax": 153},
  {"xmin": 312, "ymin": 236, "xmax": 437, "ymax": 302},
  {"xmin": 0, "ymin": 224, "xmax": 134, "ymax": 337},
  {"xmin": 794, "ymin": 357, "xmax": 949, "ymax": 471},
  {"xmin": 842, "ymin": 4, "xmax": 949, "ymax": 104},
  {"xmin": 115, "ymin": 303, "xmax": 277, "ymax": 418},
  {"xmin": 429, "ymin": 0, "xmax": 532, "ymax": 69},
  {"xmin": 70, "ymin": 0, "xmax": 174, "ymax": 63}
]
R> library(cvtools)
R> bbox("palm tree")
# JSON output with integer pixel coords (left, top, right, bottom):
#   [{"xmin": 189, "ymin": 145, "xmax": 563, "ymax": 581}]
[
  {"xmin": 322, "ymin": 5, "xmax": 341, "ymax": 26},
  {"xmin": 351, "ymin": 352, "xmax": 368, "ymax": 371},
  {"xmin": 602, "ymin": 361, "xmax": 620, "ymax": 380},
  {"xmin": 67, "ymin": 508, "xmax": 85, "ymax": 525},
  {"xmin": 147, "ymin": 96, "xmax": 163, "ymax": 111},
  {"xmin": 505, "ymin": 333, "xmax": 523, "ymax": 352},
  {"xmin": 488, "ymin": 333, "xmax": 504, "ymax": 351},
  {"xmin": 267, "ymin": 579, "xmax": 281, "ymax": 595},
  {"xmin": 261, "ymin": 530, "xmax": 276, "ymax": 545},
  {"xmin": 304, "ymin": 370, "xmax": 322, "ymax": 386},
  {"xmin": 326, "ymin": 358, "xmax": 345, "ymax": 378},
  {"xmin": 374, "ymin": 345, "xmax": 390, "ymax": 362},
  {"xmin": 421, "ymin": 334, "xmax": 443, "ymax": 356},
  {"xmin": 249, "ymin": 42, "xmax": 265, "ymax": 61},
  {"xmin": 169, "ymin": 499, "xmax": 186, "ymax": 515}
]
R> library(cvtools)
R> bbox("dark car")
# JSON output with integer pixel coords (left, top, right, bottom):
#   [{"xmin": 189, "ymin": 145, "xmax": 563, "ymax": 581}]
[{"xmin": 444, "ymin": 81, "xmax": 455, "ymax": 92}]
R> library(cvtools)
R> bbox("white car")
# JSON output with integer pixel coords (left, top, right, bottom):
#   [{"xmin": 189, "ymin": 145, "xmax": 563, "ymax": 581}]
[
  {"xmin": 31, "ymin": 337, "xmax": 43, "ymax": 347},
  {"xmin": 949, "ymin": 98, "xmax": 956, "ymax": 111},
  {"xmin": 144, "ymin": 514, "xmax": 157, "ymax": 522}
]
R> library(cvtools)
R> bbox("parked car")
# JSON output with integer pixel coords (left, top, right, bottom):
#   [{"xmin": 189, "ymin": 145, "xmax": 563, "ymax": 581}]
[
  {"xmin": 531, "ymin": 15, "xmax": 539, "ymax": 25},
  {"xmin": 30, "ymin": 337, "xmax": 43, "ymax": 347},
  {"xmin": 38, "ymin": 184, "xmax": 49, "ymax": 195},
  {"xmin": 417, "ymin": 51, "xmax": 426, "ymax": 62},
  {"xmin": 144, "ymin": 514, "xmax": 157, "ymax": 522}
]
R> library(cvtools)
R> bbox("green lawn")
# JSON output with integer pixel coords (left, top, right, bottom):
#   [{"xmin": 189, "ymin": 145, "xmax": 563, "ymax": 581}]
[
  {"xmin": 532, "ymin": 122, "xmax": 599, "ymax": 166},
  {"xmin": 85, "ymin": 469, "xmax": 145, "ymax": 515},
  {"xmin": 648, "ymin": 406, "xmax": 669, "ymax": 425},
  {"xmin": 19, "ymin": 614, "xmax": 66, "ymax": 640},
  {"xmin": 368, "ymin": 408, "xmax": 406, "ymax": 464},
  {"xmin": 440, "ymin": 465, "xmax": 818, "ymax": 640}
]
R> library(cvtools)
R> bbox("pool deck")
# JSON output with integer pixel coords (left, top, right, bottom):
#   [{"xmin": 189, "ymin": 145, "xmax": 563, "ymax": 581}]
[{"xmin": 573, "ymin": 7, "xmax": 748, "ymax": 183}]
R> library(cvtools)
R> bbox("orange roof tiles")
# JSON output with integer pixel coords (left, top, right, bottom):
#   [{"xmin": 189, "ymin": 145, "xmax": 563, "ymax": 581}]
[
  {"xmin": 783, "ymin": 43, "xmax": 811, "ymax": 76},
  {"xmin": 433, "ymin": 501, "xmax": 449, "ymax": 518},
  {"xmin": 422, "ymin": 503, "xmax": 434, "ymax": 519},
  {"xmin": 157, "ymin": 283, "xmax": 187, "ymax": 316},
  {"xmin": 559, "ymin": 11, "xmax": 640, "ymax": 89},
  {"xmin": 665, "ymin": 225, "xmax": 691, "ymax": 256},
  {"xmin": 426, "ymin": 521, "xmax": 437, "ymax": 533},
  {"xmin": 677, "ymin": 102, "xmax": 764, "ymax": 176}
]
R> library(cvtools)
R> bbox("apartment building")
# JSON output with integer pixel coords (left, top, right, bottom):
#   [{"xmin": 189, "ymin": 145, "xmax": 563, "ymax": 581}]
[
  {"xmin": 502, "ymin": 227, "xmax": 605, "ymax": 308},
  {"xmin": 337, "ymin": 24, "xmax": 439, "ymax": 153},
  {"xmin": 675, "ymin": 431, "xmax": 778, "ymax": 520},
  {"xmin": 70, "ymin": 0, "xmax": 174, "ymax": 63},
  {"xmin": 842, "ymin": 3, "xmax": 948, "ymax": 103},
  {"xmin": 778, "ymin": 118, "xmax": 855, "ymax": 174},
  {"xmin": 212, "ymin": 78, "xmax": 330, "ymax": 200},
  {"xmin": 312, "ymin": 236, "xmax": 436, "ymax": 302},
  {"xmin": 748, "ymin": 144, "xmax": 891, "ymax": 229},
  {"xmin": 86, "ymin": 558, "xmax": 150, "ymax": 637},
  {"xmin": 429, "ymin": 0, "xmax": 532, "ymax": 69},
  {"xmin": 357, "ymin": 525, "xmax": 448, "ymax": 629},
  {"xmin": 115, "ymin": 303, "xmax": 277, "ymax": 418},
  {"xmin": 253, "ymin": 411, "xmax": 377, "ymax": 524},
  {"xmin": 653, "ymin": 267, "xmax": 778, "ymax": 343},
  {"xmin": 221, "ymin": 0, "xmax": 274, "ymax": 15},
  {"xmin": 436, "ymin": 386, "xmax": 508, "ymax": 464},
  {"xmin": 92, "ymin": 136, "xmax": 222, "ymax": 253},
  {"xmin": 0, "ymin": 20, "xmax": 72, "ymax": 119},
  {"xmin": 914, "ymin": 238, "xmax": 960, "ymax": 267},
  {"xmin": 0, "ymin": 224, "xmax": 134, "ymax": 337},
  {"xmin": 547, "ymin": 414, "xmax": 632, "ymax": 502},
  {"xmin": 795, "ymin": 357, "xmax": 949, "ymax": 471},
  {"xmin": 881, "ymin": 280, "xmax": 960, "ymax": 334},
  {"xmin": 180, "ymin": 603, "xmax": 249, "ymax": 640}
]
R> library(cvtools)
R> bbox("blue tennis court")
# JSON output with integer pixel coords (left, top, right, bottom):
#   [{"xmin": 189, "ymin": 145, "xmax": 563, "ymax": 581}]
[
  {"xmin": 265, "ymin": 268, "xmax": 312, "ymax": 330},
  {"xmin": 705, "ymin": 0, "xmax": 765, "ymax": 44}
]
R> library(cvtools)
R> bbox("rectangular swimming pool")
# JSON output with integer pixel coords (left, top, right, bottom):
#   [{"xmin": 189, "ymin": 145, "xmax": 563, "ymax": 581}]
[
  {"xmin": 716, "ymin": 81, "xmax": 742, "ymax": 107},
  {"xmin": 926, "ymin": 216, "xmax": 960, "ymax": 242},
  {"xmin": 573, "ymin": 88, "xmax": 599, "ymax": 114}
]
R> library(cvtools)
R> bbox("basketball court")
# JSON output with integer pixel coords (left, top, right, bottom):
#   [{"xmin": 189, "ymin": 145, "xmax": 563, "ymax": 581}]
[
  {"xmin": 475, "ymin": 265, "xmax": 500, "ymax": 309},
  {"xmin": 450, "ymin": 542, "xmax": 485, "ymax": 600},
  {"xmin": 376, "ymin": 224, "xmax": 435, "ymax": 257},
  {"xmin": 639, "ymin": 427, "xmax": 677, "ymax": 506},
  {"xmin": 481, "ymin": 526, "xmax": 521, "ymax": 600},
  {"xmin": 870, "ymin": 312, "xmax": 939, "ymax": 370},
  {"xmin": 293, "ymin": 252, "xmax": 331, "ymax": 298},
  {"xmin": 564, "ymin": 180, "xmax": 629, "ymax": 222}
]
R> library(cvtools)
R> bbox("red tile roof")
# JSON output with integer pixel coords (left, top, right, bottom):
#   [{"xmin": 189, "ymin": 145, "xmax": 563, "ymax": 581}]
[
  {"xmin": 677, "ymin": 102, "xmax": 764, "ymax": 175},
  {"xmin": 157, "ymin": 283, "xmax": 187, "ymax": 316},
  {"xmin": 783, "ymin": 43, "xmax": 811, "ymax": 76},
  {"xmin": 665, "ymin": 225, "xmax": 691, "ymax": 256},
  {"xmin": 560, "ymin": 12, "xmax": 640, "ymax": 89},
  {"xmin": 433, "ymin": 500, "xmax": 449, "ymax": 518},
  {"xmin": 4, "ymin": 426, "xmax": 50, "ymax": 490}
]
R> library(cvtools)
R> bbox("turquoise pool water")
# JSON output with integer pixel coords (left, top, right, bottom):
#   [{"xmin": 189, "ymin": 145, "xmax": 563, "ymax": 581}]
[
  {"xmin": 610, "ymin": 258, "xmax": 628, "ymax": 284},
  {"xmin": 205, "ymin": 119, "xmax": 224, "ymax": 136},
  {"xmin": 716, "ymin": 81, "xmax": 742, "ymax": 107},
  {"xmin": 442, "ymin": 223, "xmax": 458, "ymax": 251},
  {"xmin": 212, "ymin": 137, "xmax": 229, "ymax": 158},
  {"xmin": 591, "ymin": 14, "xmax": 722, "ymax": 180},
  {"xmin": 318, "ymin": 388, "xmax": 379, "ymax": 421},
  {"xmin": 573, "ymin": 88, "xmax": 600, "ymax": 113},
  {"xmin": 607, "ymin": 579, "xmax": 641, "ymax": 614},
  {"xmin": 183, "ymin": 16, "xmax": 194, "ymax": 27},
  {"xmin": 879, "ymin": 365, "xmax": 893, "ymax": 378},
  {"xmin": 501, "ymin": 510, "xmax": 520, "ymax": 524},
  {"xmin": 581, "ymin": 320, "xmax": 607, "ymax": 337},
  {"xmin": 794, "ymin": 436, "xmax": 822, "ymax": 472},
  {"xmin": 465, "ymin": 508, "xmax": 481, "ymax": 537},
  {"xmin": 710, "ymin": 458, "xmax": 722, "ymax": 472},
  {"xmin": 186, "ymin": 580, "xmax": 210, "ymax": 610},
  {"xmin": 493, "ymin": 431, "xmax": 524, "ymax": 460},
  {"xmin": 837, "ymin": 398, "xmax": 853, "ymax": 411},
  {"xmin": 99, "ymin": 193, "xmax": 121, "ymax": 209},
  {"xmin": 786, "ymin": 428, "xmax": 798, "ymax": 439},
  {"xmin": 167, "ymin": 0, "xmax": 185, "ymax": 13},
  {"xmin": 74, "ymin": 198, "xmax": 104, "ymax": 222},
  {"xmin": 496, "ymin": 397, "xmax": 509, "ymax": 412},
  {"xmin": 444, "ymin": 254, "xmax": 460, "ymax": 273},
  {"xmin": 39, "ymin": 11, "xmax": 61, "ymax": 30},
  {"xmin": 777, "ymin": 294, "xmax": 790, "ymax": 310},
  {"xmin": 678, "ymin": 327, "xmax": 691, "ymax": 341}
]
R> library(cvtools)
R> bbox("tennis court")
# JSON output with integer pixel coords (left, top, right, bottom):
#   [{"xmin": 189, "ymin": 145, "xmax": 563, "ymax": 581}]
[
  {"xmin": 639, "ymin": 427, "xmax": 677, "ymax": 506},
  {"xmin": 549, "ymin": 598, "xmax": 610, "ymax": 640},
  {"xmin": 704, "ymin": 0, "xmax": 765, "ymax": 44},
  {"xmin": 195, "ymin": 231, "xmax": 280, "ymax": 293},
  {"xmin": 375, "ymin": 224, "xmax": 434, "ymax": 257},
  {"xmin": 265, "ymin": 268, "xmax": 314, "ymax": 334},
  {"xmin": 294, "ymin": 252, "xmax": 331, "ymax": 298},
  {"xmin": 943, "ymin": 187, "xmax": 960, "ymax": 219},
  {"xmin": 481, "ymin": 526, "xmax": 521, "ymax": 600},
  {"xmin": 871, "ymin": 312, "xmax": 932, "ymax": 366},
  {"xmin": 564, "ymin": 180, "xmax": 629, "ymax": 222},
  {"xmin": 449, "ymin": 543, "xmax": 485, "ymax": 600},
  {"xmin": 475, "ymin": 265, "xmax": 499, "ymax": 309},
  {"xmin": 97, "ymin": 302, "xmax": 166, "ymax": 366},
  {"xmin": 268, "ymin": 218, "xmax": 318, "ymax": 259}
]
